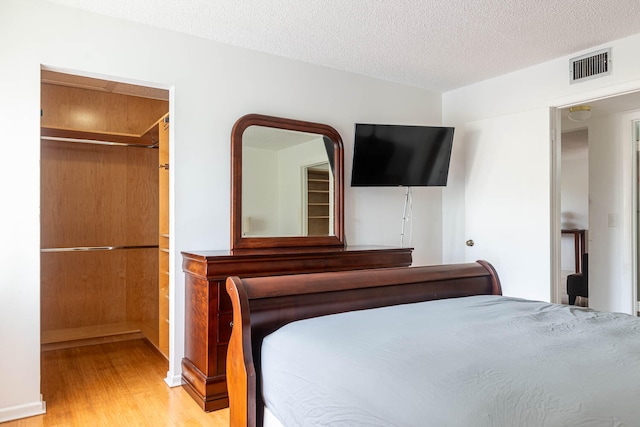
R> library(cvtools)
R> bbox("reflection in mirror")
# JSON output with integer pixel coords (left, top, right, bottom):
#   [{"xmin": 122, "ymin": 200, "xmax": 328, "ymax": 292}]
[
  {"xmin": 242, "ymin": 126, "xmax": 334, "ymax": 237},
  {"xmin": 231, "ymin": 114, "xmax": 344, "ymax": 250},
  {"xmin": 306, "ymin": 163, "xmax": 333, "ymax": 236}
]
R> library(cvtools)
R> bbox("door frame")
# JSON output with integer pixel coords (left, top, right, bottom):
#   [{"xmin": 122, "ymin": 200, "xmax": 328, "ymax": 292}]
[
  {"xmin": 623, "ymin": 113, "xmax": 640, "ymax": 315},
  {"xmin": 38, "ymin": 65, "xmax": 179, "ymax": 383},
  {"xmin": 550, "ymin": 107, "xmax": 562, "ymax": 304}
]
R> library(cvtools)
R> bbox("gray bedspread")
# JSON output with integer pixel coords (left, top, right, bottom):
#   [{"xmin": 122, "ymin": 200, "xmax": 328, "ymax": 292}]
[{"xmin": 261, "ymin": 295, "xmax": 640, "ymax": 426}]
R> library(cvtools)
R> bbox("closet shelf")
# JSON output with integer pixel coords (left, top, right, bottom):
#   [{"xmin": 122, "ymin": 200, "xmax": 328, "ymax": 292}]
[
  {"xmin": 41, "ymin": 245, "xmax": 159, "ymax": 253},
  {"xmin": 41, "ymin": 126, "xmax": 157, "ymax": 148},
  {"xmin": 41, "ymin": 322, "xmax": 145, "ymax": 351}
]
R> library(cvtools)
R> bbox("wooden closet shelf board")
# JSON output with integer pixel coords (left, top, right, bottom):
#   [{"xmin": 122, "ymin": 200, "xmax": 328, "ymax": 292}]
[
  {"xmin": 41, "ymin": 322, "xmax": 143, "ymax": 344},
  {"xmin": 41, "ymin": 83, "xmax": 168, "ymax": 136}
]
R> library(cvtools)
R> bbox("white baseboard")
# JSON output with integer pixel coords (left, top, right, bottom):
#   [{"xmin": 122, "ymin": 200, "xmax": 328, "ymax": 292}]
[
  {"xmin": 0, "ymin": 397, "xmax": 46, "ymax": 423},
  {"xmin": 164, "ymin": 371, "xmax": 182, "ymax": 387}
]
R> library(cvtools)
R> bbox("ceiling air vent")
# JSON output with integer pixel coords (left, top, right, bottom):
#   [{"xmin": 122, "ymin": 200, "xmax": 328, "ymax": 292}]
[{"xmin": 570, "ymin": 48, "xmax": 611, "ymax": 84}]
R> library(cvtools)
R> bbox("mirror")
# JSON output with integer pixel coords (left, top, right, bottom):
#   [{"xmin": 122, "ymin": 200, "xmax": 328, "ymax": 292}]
[{"xmin": 231, "ymin": 114, "xmax": 344, "ymax": 250}]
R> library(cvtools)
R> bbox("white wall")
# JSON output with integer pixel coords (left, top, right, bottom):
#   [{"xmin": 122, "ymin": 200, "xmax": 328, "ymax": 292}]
[
  {"xmin": 242, "ymin": 147, "xmax": 279, "ymax": 236},
  {"xmin": 587, "ymin": 111, "xmax": 640, "ymax": 313},
  {"xmin": 443, "ymin": 33, "xmax": 640, "ymax": 304},
  {"xmin": 0, "ymin": 0, "xmax": 443, "ymax": 420},
  {"xmin": 560, "ymin": 133, "xmax": 588, "ymax": 272},
  {"xmin": 561, "ymin": 136, "xmax": 589, "ymax": 231}
]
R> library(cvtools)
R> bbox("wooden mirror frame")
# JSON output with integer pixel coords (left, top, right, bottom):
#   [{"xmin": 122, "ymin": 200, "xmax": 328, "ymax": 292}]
[{"xmin": 231, "ymin": 114, "xmax": 345, "ymax": 250}]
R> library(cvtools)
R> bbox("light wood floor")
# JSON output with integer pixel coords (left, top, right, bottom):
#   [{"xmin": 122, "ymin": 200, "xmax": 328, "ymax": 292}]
[{"xmin": 1, "ymin": 339, "xmax": 229, "ymax": 426}]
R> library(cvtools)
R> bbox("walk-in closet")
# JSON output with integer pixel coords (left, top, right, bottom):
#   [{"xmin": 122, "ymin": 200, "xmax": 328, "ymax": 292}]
[{"xmin": 40, "ymin": 70, "xmax": 170, "ymax": 358}]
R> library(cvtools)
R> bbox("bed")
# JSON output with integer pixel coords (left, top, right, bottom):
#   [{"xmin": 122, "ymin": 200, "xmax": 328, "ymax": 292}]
[{"xmin": 225, "ymin": 261, "xmax": 640, "ymax": 426}]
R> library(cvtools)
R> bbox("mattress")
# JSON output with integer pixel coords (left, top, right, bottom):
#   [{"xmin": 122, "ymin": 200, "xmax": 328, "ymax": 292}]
[{"xmin": 261, "ymin": 295, "xmax": 640, "ymax": 426}]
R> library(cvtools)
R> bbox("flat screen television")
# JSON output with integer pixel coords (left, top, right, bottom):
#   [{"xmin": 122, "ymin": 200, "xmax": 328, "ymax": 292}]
[{"xmin": 351, "ymin": 123, "xmax": 454, "ymax": 187}]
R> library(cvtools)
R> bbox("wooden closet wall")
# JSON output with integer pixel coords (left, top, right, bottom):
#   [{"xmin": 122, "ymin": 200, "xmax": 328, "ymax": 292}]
[{"xmin": 40, "ymin": 74, "xmax": 169, "ymax": 357}]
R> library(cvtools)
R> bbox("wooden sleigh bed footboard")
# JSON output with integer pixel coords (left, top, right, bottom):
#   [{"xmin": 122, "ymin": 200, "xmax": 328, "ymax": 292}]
[{"xmin": 225, "ymin": 260, "xmax": 502, "ymax": 427}]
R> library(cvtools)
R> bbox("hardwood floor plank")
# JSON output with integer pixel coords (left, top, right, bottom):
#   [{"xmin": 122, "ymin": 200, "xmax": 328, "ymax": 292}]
[{"xmin": 1, "ymin": 340, "xmax": 228, "ymax": 426}]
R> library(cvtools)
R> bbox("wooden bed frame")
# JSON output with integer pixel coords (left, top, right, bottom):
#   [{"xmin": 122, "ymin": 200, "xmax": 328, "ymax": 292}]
[{"xmin": 225, "ymin": 261, "xmax": 502, "ymax": 427}]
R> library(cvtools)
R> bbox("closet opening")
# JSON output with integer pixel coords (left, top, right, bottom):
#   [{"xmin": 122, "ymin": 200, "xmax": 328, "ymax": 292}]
[{"xmin": 39, "ymin": 70, "xmax": 170, "ymax": 361}]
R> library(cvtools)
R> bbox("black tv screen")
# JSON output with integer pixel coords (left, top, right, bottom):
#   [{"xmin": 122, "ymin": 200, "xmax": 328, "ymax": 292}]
[{"xmin": 351, "ymin": 123, "xmax": 454, "ymax": 187}]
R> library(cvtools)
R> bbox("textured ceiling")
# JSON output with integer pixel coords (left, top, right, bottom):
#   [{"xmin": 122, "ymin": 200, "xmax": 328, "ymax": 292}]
[{"xmin": 45, "ymin": 0, "xmax": 640, "ymax": 92}]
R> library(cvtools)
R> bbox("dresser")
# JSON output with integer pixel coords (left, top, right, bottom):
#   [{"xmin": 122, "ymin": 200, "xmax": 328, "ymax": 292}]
[{"xmin": 181, "ymin": 245, "xmax": 413, "ymax": 411}]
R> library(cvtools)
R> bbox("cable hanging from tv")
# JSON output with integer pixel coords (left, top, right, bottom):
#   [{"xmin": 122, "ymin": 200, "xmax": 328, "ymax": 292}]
[{"xmin": 400, "ymin": 186, "xmax": 413, "ymax": 248}]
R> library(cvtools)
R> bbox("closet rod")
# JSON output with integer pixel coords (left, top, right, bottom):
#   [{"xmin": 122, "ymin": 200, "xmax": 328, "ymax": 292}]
[
  {"xmin": 41, "ymin": 135, "xmax": 158, "ymax": 149},
  {"xmin": 41, "ymin": 245, "xmax": 159, "ymax": 253}
]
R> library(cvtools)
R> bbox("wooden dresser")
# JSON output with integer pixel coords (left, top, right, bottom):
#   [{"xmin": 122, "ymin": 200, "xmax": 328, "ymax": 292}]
[{"xmin": 181, "ymin": 245, "xmax": 413, "ymax": 411}]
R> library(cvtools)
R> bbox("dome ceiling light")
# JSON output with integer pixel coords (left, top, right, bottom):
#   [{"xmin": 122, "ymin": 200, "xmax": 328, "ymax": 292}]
[{"xmin": 568, "ymin": 105, "xmax": 592, "ymax": 122}]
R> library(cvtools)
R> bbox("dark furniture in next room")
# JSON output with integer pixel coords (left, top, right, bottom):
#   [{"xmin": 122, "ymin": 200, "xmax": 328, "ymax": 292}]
[{"xmin": 567, "ymin": 252, "xmax": 588, "ymax": 305}]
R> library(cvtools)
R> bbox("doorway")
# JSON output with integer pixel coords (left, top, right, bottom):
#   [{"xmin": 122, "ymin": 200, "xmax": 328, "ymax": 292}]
[
  {"xmin": 39, "ymin": 69, "xmax": 171, "ymax": 354},
  {"xmin": 554, "ymin": 92, "xmax": 640, "ymax": 314}
]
